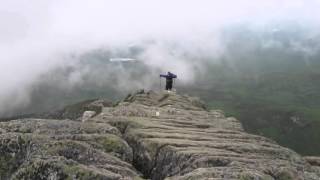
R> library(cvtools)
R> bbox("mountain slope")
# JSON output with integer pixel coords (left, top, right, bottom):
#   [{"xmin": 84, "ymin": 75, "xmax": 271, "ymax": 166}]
[{"xmin": 0, "ymin": 90, "xmax": 319, "ymax": 179}]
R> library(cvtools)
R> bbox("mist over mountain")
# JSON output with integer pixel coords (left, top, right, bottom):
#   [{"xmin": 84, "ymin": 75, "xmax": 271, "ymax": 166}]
[
  {"xmin": 1, "ymin": 0, "xmax": 320, "ymax": 155},
  {"xmin": 3, "ymin": 21, "xmax": 319, "ymax": 115}
]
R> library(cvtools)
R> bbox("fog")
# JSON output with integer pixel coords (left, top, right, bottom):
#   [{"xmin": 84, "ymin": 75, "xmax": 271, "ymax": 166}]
[{"xmin": 1, "ymin": 0, "xmax": 320, "ymax": 116}]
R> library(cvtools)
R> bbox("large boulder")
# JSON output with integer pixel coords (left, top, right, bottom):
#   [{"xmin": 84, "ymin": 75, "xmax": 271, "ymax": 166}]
[{"xmin": 82, "ymin": 111, "xmax": 97, "ymax": 122}]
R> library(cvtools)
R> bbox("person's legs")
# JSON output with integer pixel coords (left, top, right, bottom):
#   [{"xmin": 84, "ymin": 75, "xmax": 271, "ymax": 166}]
[
  {"xmin": 165, "ymin": 80, "xmax": 169, "ymax": 90},
  {"xmin": 166, "ymin": 79, "xmax": 173, "ymax": 91},
  {"xmin": 168, "ymin": 81, "xmax": 173, "ymax": 90}
]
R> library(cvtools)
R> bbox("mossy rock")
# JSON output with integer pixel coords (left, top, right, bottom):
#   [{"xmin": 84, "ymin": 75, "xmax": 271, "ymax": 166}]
[
  {"xmin": 239, "ymin": 172, "xmax": 273, "ymax": 180},
  {"xmin": 0, "ymin": 135, "xmax": 31, "ymax": 180},
  {"xmin": 43, "ymin": 141, "xmax": 85, "ymax": 161},
  {"xmin": 276, "ymin": 170, "xmax": 295, "ymax": 180},
  {"xmin": 97, "ymin": 135, "xmax": 127, "ymax": 152},
  {"xmin": 12, "ymin": 157, "xmax": 116, "ymax": 180}
]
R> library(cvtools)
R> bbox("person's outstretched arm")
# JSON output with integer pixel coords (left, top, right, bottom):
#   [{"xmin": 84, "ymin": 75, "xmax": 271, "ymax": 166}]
[
  {"xmin": 160, "ymin": 74, "xmax": 168, "ymax": 78},
  {"xmin": 168, "ymin": 72, "xmax": 177, "ymax": 78}
]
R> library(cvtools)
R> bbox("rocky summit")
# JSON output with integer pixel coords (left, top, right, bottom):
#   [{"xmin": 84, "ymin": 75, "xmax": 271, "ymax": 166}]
[{"xmin": 0, "ymin": 90, "xmax": 320, "ymax": 180}]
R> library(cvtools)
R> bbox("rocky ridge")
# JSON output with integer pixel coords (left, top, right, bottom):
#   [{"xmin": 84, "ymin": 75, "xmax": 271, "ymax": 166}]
[{"xmin": 0, "ymin": 90, "xmax": 319, "ymax": 179}]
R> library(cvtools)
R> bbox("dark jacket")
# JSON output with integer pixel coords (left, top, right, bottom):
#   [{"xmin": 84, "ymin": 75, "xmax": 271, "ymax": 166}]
[
  {"xmin": 160, "ymin": 72, "xmax": 177, "ymax": 90},
  {"xmin": 160, "ymin": 72, "xmax": 177, "ymax": 80}
]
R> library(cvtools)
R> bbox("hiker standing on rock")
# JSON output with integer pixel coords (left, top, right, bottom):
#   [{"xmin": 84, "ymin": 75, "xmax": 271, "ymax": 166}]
[{"xmin": 160, "ymin": 72, "xmax": 177, "ymax": 91}]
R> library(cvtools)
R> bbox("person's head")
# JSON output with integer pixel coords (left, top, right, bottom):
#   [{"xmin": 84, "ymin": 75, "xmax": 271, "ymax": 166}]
[{"xmin": 168, "ymin": 71, "xmax": 171, "ymax": 75}]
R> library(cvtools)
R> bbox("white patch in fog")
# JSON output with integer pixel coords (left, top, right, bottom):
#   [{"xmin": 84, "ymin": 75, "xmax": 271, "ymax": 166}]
[{"xmin": 109, "ymin": 58, "xmax": 137, "ymax": 62}]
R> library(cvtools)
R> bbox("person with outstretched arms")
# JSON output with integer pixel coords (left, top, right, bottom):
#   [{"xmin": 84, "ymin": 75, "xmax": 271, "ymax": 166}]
[{"xmin": 160, "ymin": 72, "xmax": 177, "ymax": 91}]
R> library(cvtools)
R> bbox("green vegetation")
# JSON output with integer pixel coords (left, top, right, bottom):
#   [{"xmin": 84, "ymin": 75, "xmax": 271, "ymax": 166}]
[
  {"xmin": 0, "ymin": 136, "xmax": 30, "ymax": 179},
  {"xmin": 182, "ymin": 58, "xmax": 320, "ymax": 155},
  {"xmin": 64, "ymin": 164, "xmax": 105, "ymax": 180},
  {"xmin": 96, "ymin": 135, "xmax": 127, "ymax": 154},
  {"xmin": 12, "ymin": 158, "xmax": 107, "ymax": 180}
]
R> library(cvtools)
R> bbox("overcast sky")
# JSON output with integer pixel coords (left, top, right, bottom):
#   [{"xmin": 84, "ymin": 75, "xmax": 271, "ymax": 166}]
[
  {"xmin": 1, "ymin": 0, "xmax": 320, "ymax": 116},
  {"xmin": 2, "ymin": 0, "xmax": 319, "ymax": 46}
]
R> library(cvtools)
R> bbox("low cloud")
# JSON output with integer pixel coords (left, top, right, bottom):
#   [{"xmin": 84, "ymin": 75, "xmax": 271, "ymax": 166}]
[{"xmin": 1, "ymin": 0, "xmax": 320, "ymax": 116}]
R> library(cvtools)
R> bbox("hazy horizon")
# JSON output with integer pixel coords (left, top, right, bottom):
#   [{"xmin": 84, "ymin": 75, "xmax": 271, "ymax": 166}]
[{"xmin": 1, "ymin": 0, "xmax": 320, "ymax": 116}]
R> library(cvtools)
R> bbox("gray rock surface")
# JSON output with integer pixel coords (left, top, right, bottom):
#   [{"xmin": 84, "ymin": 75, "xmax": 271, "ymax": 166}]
[
  {"xmin": 0, "ymin": 119, "xmax": 141, "ymax": 180},
  {"xmin": 0, "ymin": 90, "xmax": 319, "ymax": 180},
  {"xmin": 82, "ymin": 111, "xmax": 97, "ymax": 122}
]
